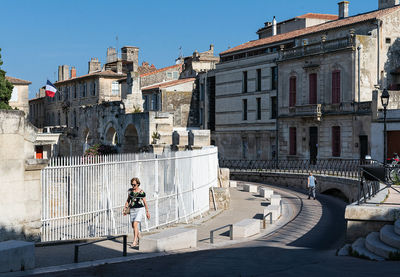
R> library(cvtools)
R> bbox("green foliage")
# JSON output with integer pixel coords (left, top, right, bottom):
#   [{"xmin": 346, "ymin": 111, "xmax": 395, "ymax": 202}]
[
  {"xmin": 84, "ymin": 144, "xmax": 118, "ymax": 156},
  {"xmin": 133, "ymin": 106, "xmax": 142, "ymax": 113},
  {"xmin": 0, "ymin": 48, "xmax": 14, "ymax": 110}
]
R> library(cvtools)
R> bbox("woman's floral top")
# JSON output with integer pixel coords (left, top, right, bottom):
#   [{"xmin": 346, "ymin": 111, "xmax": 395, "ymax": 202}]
[{"xmin": 127, "ymin": 189, "xmax": 146, "ymax": 208}]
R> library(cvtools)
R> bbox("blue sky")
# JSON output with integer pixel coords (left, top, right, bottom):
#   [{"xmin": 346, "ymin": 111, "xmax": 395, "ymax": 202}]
[{"xmin": 0, "ymin": 0, "xmax": 377, "ymax": 98}]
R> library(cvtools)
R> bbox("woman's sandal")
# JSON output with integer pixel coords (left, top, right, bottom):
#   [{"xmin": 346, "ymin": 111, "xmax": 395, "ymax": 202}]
[{"xmin": 130, "ymin": 240, "xmax": 138, "ymax": 248}]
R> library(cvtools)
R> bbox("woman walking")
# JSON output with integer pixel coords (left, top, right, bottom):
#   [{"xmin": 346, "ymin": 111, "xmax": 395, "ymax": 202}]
[{"xmin": 123, "ymin": 177, "xmax": 150, "ymax": 247}]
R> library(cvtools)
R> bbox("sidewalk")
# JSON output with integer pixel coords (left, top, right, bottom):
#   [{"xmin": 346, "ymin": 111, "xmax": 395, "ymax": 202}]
[
  {"xmin": 30, "ymin": 185, "xmax": 295, "ymax": 271},
  {"xmin": 383, "ymin": 185, "xmax": 400, "ymax": 207}
]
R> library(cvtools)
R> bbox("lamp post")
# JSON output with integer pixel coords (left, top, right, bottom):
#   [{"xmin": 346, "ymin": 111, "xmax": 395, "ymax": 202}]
[{"xmin": 381, "ymin": 88, "xmax": 389, "ymax": 166}]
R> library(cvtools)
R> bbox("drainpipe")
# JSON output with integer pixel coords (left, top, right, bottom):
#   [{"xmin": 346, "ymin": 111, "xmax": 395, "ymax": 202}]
[
  {"xmin": 375, "ymin": 19, "xmax": 381, "ymax": 87},
  {"xmin": 357, "ymin": 45, "xmax": 362, "ymax": 107},
  {"xmin": 275, "ymin": 65, "xmax": 279, "ymax": 163}
]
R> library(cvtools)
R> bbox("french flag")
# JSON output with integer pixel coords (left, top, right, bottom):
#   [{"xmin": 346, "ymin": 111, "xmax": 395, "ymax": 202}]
[{"xmin": 45, "ymin": 80, "xmax": 57, "ymax": 97}]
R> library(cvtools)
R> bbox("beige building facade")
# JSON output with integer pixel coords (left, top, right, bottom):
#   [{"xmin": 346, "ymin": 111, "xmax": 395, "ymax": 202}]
[
  {"xmin": 6, "ymin": 76, "xmax": 31, "ymax": 116},
  {"xmin": 216, "ymin": 1, "xmax": 400, "ymax": 161}
]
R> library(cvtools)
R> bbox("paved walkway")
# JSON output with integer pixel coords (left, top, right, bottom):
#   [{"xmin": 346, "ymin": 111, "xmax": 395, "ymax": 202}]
[
  {"xmin": 21, "ymin": 183, "xmax": 296, "ymax": 272},
  {"xmin": 384, "ymin": 185, "xmax": 400, "ymax": 207}
]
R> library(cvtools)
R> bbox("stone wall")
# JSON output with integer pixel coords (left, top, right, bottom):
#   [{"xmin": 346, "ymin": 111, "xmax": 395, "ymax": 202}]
[
  {"xmin": 230, "ymin": 171, "xmax": 359, "ymax": 203},
  {"xmin": 209, "ymin": 187, "xmax": 230, "ymax": 211},
  {"xmin": 0, "ymin": 110, "xmax": 47, "ymax": 241}
]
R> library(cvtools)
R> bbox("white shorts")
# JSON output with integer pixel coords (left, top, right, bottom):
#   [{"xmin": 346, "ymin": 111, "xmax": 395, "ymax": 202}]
[{"xmin": 130, "ymin": 207, "xmax": 145, "ymax": 223}]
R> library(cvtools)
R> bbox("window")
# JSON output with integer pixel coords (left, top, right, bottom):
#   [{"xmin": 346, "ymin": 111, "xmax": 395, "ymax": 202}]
[
  {"xmin": 289, "ymin": 76, "xmax": 296, "ymax": 107},
  {"xmin": 81, "ymin": 83, "xmax": 87, "ymax": 97},
  {"xmin": 257, "ymin": 69, "xmax": 262, "ymax": 91},
  {"xmin": 167, "ymin": 72, "xmax": 172, "ymax": 79},
  {"xmin": 332, "ymin": 126, "xmax": 341, "ymax": 157},
  {"xmin": 256, "ymin": 137, "xmax": 262, "ymax": 159},
  {"xmin": 271, "ymin": 66, "xmax": 278, "ymax": 90},
  {"xmin": 309, "ymin": 73, "xmax": 317, "ymax": 104},
  {"xmin": 386, "ymin": 37, "xmax": 391, "ymax": 44},
  {"xmin": 112, "ymin": 82, "xmax": 119, "ymax": 95},
  {"xmin": 151, "ymin": 94, "xmax": 158, "ymax": 110},
  {"xmin": 73, "ymin": 85, "xmax": 77, "ymax": 98},
  {"xmin": 64, "ymin": 87, "xmax": 69, "ymax": 100},
  {"xmin": 200, "ymin": 83, "xmax": 205, "ymax": 101},
  {"xmin": 289, "ymin": 127, "xmax": 297, "ymax": 155},
  {"xmin": 242, "ymin": 99, "xmax": 248, "ymax": 120},
  {"xmin": 199, "ymin": 108, "xmax": 203, "ymax": 125},
  {"xmin": 10, "ymin": 86, "xmax": 18, "ymax": 101},
  {"xmin": 242, "ymin": 71, "xmax": 248, "ymax": 93},
  {"xmin": 57, "ymin": 111, "xmax": 60, "ymax": 126},
  {"xmin": 91, "ymin": 82, "xmax": 96, "ymax": 96},
  {"xmin": 143, "ymin": 95, "xmax": 149, "ymax": 111},
  {"xmin": 242, "ymin": 137, "xmax": 248, "ymax": 159},
  {"xmin": 173, "ymin": 71, "xmax": 179, "ymax": 79},
  {"xmin": 256, "ymin": 97, "xmax": 261, "ymax": 120},
  {"xmin": 332, "ymin": 71, "xmax": 340, "ymax": 104},
  {"xmin": 73, "ymin": 110, "xmax": 77, "ymax": 127},
  {"xmin": 271, "ymin": 96, "xmax": 277, "ymax": 119}
]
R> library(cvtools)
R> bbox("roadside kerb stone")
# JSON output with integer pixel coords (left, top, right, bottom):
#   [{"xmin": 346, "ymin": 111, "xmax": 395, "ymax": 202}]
[
  {"xmin": 242, "ymin": 184, "xmax": 258, "ymax": 193},
  {"xmin": 259, "ymin": 187, "xmax": 274, "ymax": 199},
  {"xmin": 0, "ymin": 240, "xmax": 35, "ymax": 273},
  {"xmin": 232, "ymin": 219, "xmax": 260, "ymax": 239},
  {"xmin": 139, "ymin": 227, "xmax": 197, "ymax": 252},
  {"xmin": 270, "ymin": 194, "xmax": 281, "ymax": 206},
  {"xmin": 264, "ymin": 205, "xmax": 281, "ymax": 221}
]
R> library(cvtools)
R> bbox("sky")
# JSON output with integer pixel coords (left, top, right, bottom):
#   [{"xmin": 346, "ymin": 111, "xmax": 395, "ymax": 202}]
[{"xmin": 0, "ymin": 0, "xmax": 378, "ymax": 99}]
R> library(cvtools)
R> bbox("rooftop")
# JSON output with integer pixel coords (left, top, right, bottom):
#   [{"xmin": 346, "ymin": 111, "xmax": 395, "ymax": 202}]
[
  {"xmin": 6, "ymin": 76, "xmax": 32, "ymax": 85},
  {"xmin": 55, "ymin": 70, "xmax": 126, "ymax": 85},
  {"xmin": 140, "ymin": 64, "xmax": 182, "ymax": 77},
  {"xmin": 221, "ymin": 6, "xmax": 400, "ymax": 55},
  {"xmin": 141, "ymin": 78, "xmax": 196, "ymax": 91}
]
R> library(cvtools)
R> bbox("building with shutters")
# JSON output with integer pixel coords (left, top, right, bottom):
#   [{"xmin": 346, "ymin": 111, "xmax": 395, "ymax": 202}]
[{"xmin": 216, "ymin": 0, "xmax": 400, "ymax": 161}]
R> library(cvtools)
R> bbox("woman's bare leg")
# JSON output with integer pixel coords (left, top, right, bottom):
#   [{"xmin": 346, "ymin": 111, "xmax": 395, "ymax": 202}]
[{"xmin": 133, "ymin": 221, "xmax": 139, "ymax": 245}]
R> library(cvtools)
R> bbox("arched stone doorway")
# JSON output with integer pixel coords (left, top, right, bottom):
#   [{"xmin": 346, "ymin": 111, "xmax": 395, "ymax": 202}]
[
  {"xmin": 122, "ymin": 124, "xmax": 139, "ymax": 153},
  {"xmin": 105, "ymin": 126, "xmax": 118, "ymax": 146}
]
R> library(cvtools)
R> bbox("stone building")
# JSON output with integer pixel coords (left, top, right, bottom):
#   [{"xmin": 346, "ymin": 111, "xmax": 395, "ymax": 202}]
[
  {"xmin": 6, "ymin": 76, "xmax": 31, "ymax": 115},
  {"xmin": 29, "ymin": 88, "xmax": 46, "ymax": 128},
  {"xmin": 216, "ymin": 0, "xmax": 400, "ymax": 161}
]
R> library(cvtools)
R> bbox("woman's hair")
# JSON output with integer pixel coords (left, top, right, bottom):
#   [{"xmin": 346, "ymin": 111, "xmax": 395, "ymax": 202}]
[
  {"xmin": 131, "ymin": 177, "xmax": 141, "ymax": 186},
  {"xmin": 309, "ymin": 172, "xmax": 312, "ymax": 176}
]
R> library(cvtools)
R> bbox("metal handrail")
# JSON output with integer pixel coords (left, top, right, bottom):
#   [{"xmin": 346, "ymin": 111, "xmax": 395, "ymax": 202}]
[
  {"xmin": 74, "ymin": 234, "xmax": 127, "ymax": 263},
  {"xmin": 210, "ymin": 224, "xmax": 233, "ymax": 244},
  {"xmin": 263, "ymin": 212, "xmax": 273, "ymax": 229}
]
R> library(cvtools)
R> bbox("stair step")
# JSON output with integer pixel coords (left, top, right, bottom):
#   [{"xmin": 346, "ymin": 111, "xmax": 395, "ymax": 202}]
[
  {"xmin": 395, "ymin": 219, "xmax": 400, "ymax": 236},
  {"xmin": 366, "ymin": 232, "xmax": 400, "ymax": 259},
  {"xmin": 380, "ymin": 225, "xmax": 400, "ymax": 250},
  {"xmin": 351, "ymin": 238, "xmax": 385, "ymax": 261}
]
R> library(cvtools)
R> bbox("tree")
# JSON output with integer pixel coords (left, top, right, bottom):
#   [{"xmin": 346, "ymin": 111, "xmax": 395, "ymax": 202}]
[{"xmin": 0, "ymin": 48, "xmax": 14, "ymax": 110}]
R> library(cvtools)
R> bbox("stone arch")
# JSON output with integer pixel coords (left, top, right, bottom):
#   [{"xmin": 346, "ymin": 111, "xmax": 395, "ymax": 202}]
[
  {"xmin": 105, "ymin": 126, "xmax": 118, "ymax": 146},
  {"xmin": 321, "ymin": 188, "xmax": 349, "ymax": 203},
  {"xmin": 122, "ymin": 124, "xmax": 139, "ymax": 153}
]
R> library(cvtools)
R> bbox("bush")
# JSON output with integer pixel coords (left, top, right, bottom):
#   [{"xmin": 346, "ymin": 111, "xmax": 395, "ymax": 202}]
[{"xmin": 84, "ymin": 144, "xmax": 118, "ymax": 156}]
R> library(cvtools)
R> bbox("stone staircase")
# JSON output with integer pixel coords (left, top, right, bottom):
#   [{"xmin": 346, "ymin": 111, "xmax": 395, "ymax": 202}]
[{"xmin": 349, "ymin": 219, "xmax": 400, "ymax": 261}]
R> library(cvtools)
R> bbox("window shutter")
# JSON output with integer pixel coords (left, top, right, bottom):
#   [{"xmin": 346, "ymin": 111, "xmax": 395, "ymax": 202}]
[
  {"xmin": 332, "ymin": 126, "xmax": 341, "ymax": 157},
  {"xmin": 309, "ymin": 73, "xmax": 317, "ymax": 104},
  {"xmin": 290, "ymin": 127, "xmax": 297, "ymax": 155},
  {"xmin": 332, "ymin": 71, "xmax": 340, "ymax": 104},
  {"xmin": 289, "ymin": 77, "xmax": 296, "ymax": 107}
]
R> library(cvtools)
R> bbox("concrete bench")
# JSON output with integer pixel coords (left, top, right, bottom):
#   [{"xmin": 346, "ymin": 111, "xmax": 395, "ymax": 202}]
[
  {"xmin": 270, "ymin": 194, "xmax": 281, "ymax": 206},
  {"xmin": 264, "ymin": 205, "xmax": 281, "ymax": 221},
  {"xmin": 232, "ymin": 219, "xmax": 260, "ymax": 239},
  {"xmin": 0, "ymin": 240, "xmax": 35, "ymax": 273},
  {"xmin": 259, "ymin": 187, "xmax": 274, "ymax": 199},
  {"xmin": 139, "ymin": 227, "xmax": 197, "ymax": 252},
  {"xmin": 242, "ymin": 183, "xmax": 258, "ymax": 193},
  {"xmin": 229, "ymin": 181, "xmax": 237, "ymax": 188}
]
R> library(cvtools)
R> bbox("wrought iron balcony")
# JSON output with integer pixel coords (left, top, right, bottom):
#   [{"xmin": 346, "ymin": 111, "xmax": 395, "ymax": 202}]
[
  {"xmin": 279, "ymin": 36, "xmax": 355, "ymax": 61},
  {"xmin": 287, "ymin": 104, "xmax": 322, "ymax": 120}
]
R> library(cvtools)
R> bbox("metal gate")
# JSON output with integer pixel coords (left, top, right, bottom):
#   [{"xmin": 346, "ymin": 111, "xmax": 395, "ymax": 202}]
[{"xmin": 41, "ymin": 147, "xmax": 218, "ymax": 242}]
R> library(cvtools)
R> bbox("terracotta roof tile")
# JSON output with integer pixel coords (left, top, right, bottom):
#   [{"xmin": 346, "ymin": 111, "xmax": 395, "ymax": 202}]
[
  {"xmin": 142, "ymin": 78, "xmax": 196, "ymax": 91},
  {"xmin": 140, "ymin": 64, "xmax": 182, "ymax": 77},
  {"xmin": 5, "ymin": 76, "xmax": 31, "ymax": 85},
  {"xmin": 296, "ymin": 13, "xmax": 339, "ymax": 20},
  {"xmin": 55, "ymin": 70, "xmax": 126, "ymax": 85},
  {"xmin": 221, "ymin": 6, "xmax": 400, "ymax": 55}
]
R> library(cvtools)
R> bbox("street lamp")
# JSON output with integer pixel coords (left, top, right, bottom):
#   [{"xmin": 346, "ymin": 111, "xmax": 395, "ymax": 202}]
[{"xmin": 381, "ymin": 88, "xmax": 389, "ymax": 166}]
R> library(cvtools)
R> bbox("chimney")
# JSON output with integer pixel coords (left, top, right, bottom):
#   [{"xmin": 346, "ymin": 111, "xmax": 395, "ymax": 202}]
[
  {"xmin": 209, "ymin": 44, "xmax": 214, "ymax": 54},
  {"xmin": 58, "ymin": 65, "xmax": 70, "ymax": 81},
  {"xmin": 338, "ymin": 1, "xmax": 349, "ymax": 18},
  {"xmin": 379, "ymin": 0, "xmax": 399, "ymax": 9},
  {"xmin": 88, "ymin": 58, "xmax": 101, "ymax": 74},
  {"xmin": 70, "ymin": 67, "xmax": 76, "ymax": 78},
  {"xmin": 272, "ymin": 16, "xmax": 277, "ymax": 36}
]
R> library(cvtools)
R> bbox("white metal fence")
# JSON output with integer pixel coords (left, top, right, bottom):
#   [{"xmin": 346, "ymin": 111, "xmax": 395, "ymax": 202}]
[{"xmin": 41, "ymin": 147, "xmax": 218, "ymax": 242}]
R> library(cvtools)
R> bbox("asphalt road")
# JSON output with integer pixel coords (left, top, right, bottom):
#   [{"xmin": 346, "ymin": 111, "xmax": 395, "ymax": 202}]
[{"xmin": 36, "ymin": 187, "xmax": 399, "ymax": 277}]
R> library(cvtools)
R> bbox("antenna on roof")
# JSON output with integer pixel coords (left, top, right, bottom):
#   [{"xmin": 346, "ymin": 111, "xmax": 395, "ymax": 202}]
[{"xmin": 116, "ymin": 35, "xmax": 119, "ymax": 57}]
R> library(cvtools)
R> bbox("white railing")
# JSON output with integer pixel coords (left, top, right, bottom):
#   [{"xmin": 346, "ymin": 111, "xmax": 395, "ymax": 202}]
[{"xmin": 41, "ymin": 147, "xmax": 218, "ymax": 242}]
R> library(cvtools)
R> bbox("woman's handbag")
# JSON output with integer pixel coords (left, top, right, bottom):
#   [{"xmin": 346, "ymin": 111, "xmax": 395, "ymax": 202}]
[{"xmin": 123, "ymin": 206, "xmax": 130, "ymax": 215}]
